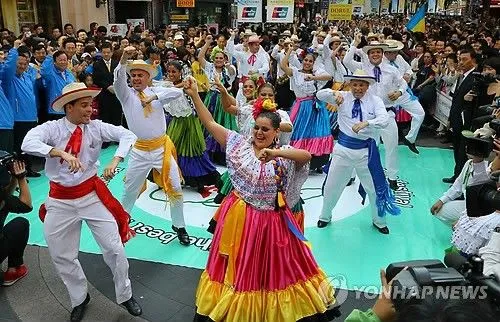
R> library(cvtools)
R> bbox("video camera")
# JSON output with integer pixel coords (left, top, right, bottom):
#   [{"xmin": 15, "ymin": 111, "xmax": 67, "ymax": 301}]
[
  {"xmin": 0, "ymin": 150, "xmax": 26, "ymax": 188},
  {"xmin": 385, "ymin": 255, "xmax": 500, "ymax": 313},
  {"xmin": 472, "ymin": 72, "xmax": 500, "ymax": 94}
]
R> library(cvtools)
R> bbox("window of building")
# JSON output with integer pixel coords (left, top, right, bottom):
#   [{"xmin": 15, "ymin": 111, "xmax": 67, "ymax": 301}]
[{"xmin": 16, "ymin": 0, "xmax": 37, "ymax": 31}]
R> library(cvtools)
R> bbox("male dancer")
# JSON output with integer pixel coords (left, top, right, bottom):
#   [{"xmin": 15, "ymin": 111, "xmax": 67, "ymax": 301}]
[
  {"xmin": 114, "ymin": 46, "xmax": 191, "ymax": 245},
  {"xmin": 22, "ymin": 82, "xmax": 142, "ymax": 321},
  {"xmin": 344, "ymin": 38, "xmax": 423, "ymax": 190},
  {"xmin": 316, "ymin": 70, "xmax": 400, "ymax": 234}
]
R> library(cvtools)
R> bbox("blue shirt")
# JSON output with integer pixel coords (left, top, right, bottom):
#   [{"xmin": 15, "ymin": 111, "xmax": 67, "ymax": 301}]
[
  {"xmin": 41, "ymin": 55, "xmax": 76, "ymax": 115},
  {"xmin": 1, "ymin": 48, "xmax": 38, "ymax": 122},
  {"xmin": 0, "ymin": 49, "xmax": 18, "ymax": 129}
]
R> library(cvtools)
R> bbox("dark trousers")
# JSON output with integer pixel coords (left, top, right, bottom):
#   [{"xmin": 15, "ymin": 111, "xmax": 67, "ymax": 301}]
[
  {"xmin": 14, "ymin": 121, "xmax": 38, "ymax": 170},
  {"xmin": 0, "ymin": 129, "xmax": 14, "ymax": 153},
  {"xmin": 0, "ymin": 217, "xmax": 29, "ymax": 268},
  {"xmin": 452, "ymin": 130, "xmax": 467, "ymax": 178}
]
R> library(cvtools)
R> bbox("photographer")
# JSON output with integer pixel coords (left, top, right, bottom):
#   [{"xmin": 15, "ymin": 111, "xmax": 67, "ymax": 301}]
[
  {"xmin": 430, "ymin": 134, "xmax": 490, "ymax": 227},
  {"xmin": 0, "ymin": 156, "xmax": 33, "ymax": 286},
  {"xmin": 469, "ymin": 56, "xmax": 500, "ymax": 131},
  {"xmin": 344, "ymin": 269, "xmax": 497, "ymax": 322}
]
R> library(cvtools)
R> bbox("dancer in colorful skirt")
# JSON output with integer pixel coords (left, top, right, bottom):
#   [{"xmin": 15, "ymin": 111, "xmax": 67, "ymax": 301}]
[
  {"xmin": 182, "ymin": 76, "xmax": 339, "ymax": 322},
  {"xmin": 198, "ymin": 34, "xmax": 237, "ymax": 165},
  {"xmin": 281, "ymin": 46, "xmax": 334, "ymax": 171},
  {"xmin": 210, "ymin": 78, "xmax": 306, "ymax": 232},
  {"xmin": 162, "ymin": 60, "xmax": 221, "ymax": 194}
]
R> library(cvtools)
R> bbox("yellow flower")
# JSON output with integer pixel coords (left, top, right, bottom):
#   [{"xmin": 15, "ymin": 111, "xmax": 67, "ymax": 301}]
[{"xmin": 262, "ymin": 99, "xmax": 277, "ymax": 111}]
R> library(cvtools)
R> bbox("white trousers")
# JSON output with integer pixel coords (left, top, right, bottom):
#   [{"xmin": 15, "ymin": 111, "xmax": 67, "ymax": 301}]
[
  {"xmin": 379, "ymin": 111, "xmax": 399, "ymax": 181},
  {"xmin": 121, "ymin": 146, "xmax": 185, "ymax": 228},
  {"xmin": 435, "ymin": 200, "xmax": 465, "ymax": 226},
  {"xmin": 400, "ymin": 99, "xmax": 425, "ymax": 144},
  {"xmin": 43, "ymin": 192, "xmax": 132, "ymax": 308},
  {"xmin": 320, "ymin": 144, "xmax": 387, "ymax": 228}
]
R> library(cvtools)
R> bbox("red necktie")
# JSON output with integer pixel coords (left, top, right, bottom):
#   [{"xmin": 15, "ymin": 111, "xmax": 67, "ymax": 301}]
[
  {"xmin": 60, "ymin": 126, "xmax": 83, "ymax": 163},
  {"xmin": 248, "ymin": 54, "xmax": 257, "ymax": 65}
]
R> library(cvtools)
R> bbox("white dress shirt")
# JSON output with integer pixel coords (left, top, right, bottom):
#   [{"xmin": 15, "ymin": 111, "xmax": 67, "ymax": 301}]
[
  {"xmin": 289, "ymin": 67, "xmax": 330, "ymax": 98},
  {"xmin": 439, "ymin": 159, "xmax": 490, "ymax": 204},
  {"xmin": 384, "ymin": 55, "xmax": 412, "ymax": 78},
  {"xmin": 113, "ymin": 63, "xmax": 183, "ymax": 140},
  {"xmin": 226, "ymin": 36, "xmax": 270, "ymax": 77},
  {"xmin": 21, "ymin": 117, "xmax": 137, "ymax": 187},
  {"xmin": 271, "ymin": 45, "xmax": 301, "ymax": 79},
  {"xmin": 317, "ymin": 89, "xmax": 389, "ymax": 140},
  {"xmin": 344, "ymin": 46, "xmax": 409, "ymax": 107}
]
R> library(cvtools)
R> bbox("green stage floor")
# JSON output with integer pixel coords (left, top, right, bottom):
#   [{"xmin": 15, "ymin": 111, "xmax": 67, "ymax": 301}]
[{"xmin": 12, "ymin": 145, "xmax": 454, "ymax": 291}]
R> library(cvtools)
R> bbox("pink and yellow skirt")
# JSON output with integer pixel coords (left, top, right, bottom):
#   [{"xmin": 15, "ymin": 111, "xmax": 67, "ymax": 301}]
[{"xmin": 194, "ymin": 192, "xmax": 337, "ymax": 321}]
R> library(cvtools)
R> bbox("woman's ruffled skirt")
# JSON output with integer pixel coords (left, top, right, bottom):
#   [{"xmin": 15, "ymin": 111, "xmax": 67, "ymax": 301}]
[
  {"xmin": 195, "ymin": 192, "xmax": 338, "ymax": 321},
  {"xmin": 167, "ymin": 114, "xmax": 220, "ymax": 189},
  {"xmin": 204, "ymin": 90, "xmax": 238, "ymax": 166},
  {"xmin": 290, "ymin": 97, "xmax": 333, "ymax": 169},
  {"xmin": 452, "ymin": 213, "xmax": 500, "ymax": 256}
]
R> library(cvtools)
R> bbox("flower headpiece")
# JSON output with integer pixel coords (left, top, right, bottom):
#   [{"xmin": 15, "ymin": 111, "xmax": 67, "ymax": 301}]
[
  {"xmin": 241, "ymin": 74, "xmax": 266, "ymax": 89},
  {"xmin": 252, "ymin": 97, "xmax": 277, "ymax": 120}
]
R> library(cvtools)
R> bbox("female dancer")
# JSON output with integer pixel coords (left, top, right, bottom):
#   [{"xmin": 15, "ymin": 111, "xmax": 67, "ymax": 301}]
[
  {"xmin": 281, "ymin": 47, "xmax": 333, "ymax": 171},
  {"xmin": 183, "ymin": 77, "xmax": 339, "ymax": 322},
  {"xmin": 198, "ymin": 34, "xmax": 237, "ymax": 165},
  {"xmin": 211, "ymin": 78, "xmax": 306, "ymax": 232},
  {"xmin": 162, "ymin": 61, "xmax": 221, "ymax": 193}
]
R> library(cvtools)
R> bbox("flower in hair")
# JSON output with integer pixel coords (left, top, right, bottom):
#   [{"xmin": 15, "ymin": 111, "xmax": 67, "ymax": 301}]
[{"xmin": 252, "ymin": 97, "xmax": 277, "ymax": 119}]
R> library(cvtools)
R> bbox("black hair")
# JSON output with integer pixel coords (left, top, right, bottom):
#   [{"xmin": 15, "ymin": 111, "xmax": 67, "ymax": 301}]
[
  {"xmin": 446, "ymin": 53, "xmax": 458, "ymax": 64},
  {"xmin": 96, "ymin": 26, "xmax": 107, "ymax": 34},
  {"xmin": 101, "ymin": 42, "xmax": 113, "ymax": 50},
  {"xmin": 53, "ymin": 50, "xmax": 67, "ymax": 60},
  {"xmin": 63, "ymin": 23, "xmax": 73, "ymax": 30},
  {"xmin": 167, "ymin": 60, "xmax": 183, "ymax": 72},
  {"xmin": 396, "ymin": 297, "xmax": 496, "ymax": 322},
  {"xmin": 256, "ymin": 111, "xmax": 281, "ymax": 129},
  {"xmin": 33, "ymin": 44, "xmax": 46, "ymax": 52},
  {"xmin": 78, "ymin": 72, "xmax": 92, "ymax": 82},
  {"xmin": 63, "ymin": 37, "xmax": 76, "ymax": 48},
  {"xmin": 257, "ymin": 83, "xmax": 275, "ymax": 94},
  {"xmin": 458, "ymin": 46, "xmax": 478, "ymax": 62}
]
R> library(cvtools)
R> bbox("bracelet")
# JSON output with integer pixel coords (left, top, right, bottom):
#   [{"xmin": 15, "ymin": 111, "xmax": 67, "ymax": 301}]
[{"xmin": 14, "ymin": 171, "xmax": 27, "ymax": 179}]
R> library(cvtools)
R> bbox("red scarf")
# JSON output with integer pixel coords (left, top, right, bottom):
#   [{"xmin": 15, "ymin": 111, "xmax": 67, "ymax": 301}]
[
  {"xmin": 38, "ymin": 176, "xmax": 135, "ymax": 244},
  {"xmin": 60, "ymin": 126, "xmax": 82, "ymax": 164}
]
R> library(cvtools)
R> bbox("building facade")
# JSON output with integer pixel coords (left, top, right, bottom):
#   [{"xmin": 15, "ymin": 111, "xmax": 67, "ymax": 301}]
[{"xmin": 1, "ymin": 0, "xmax": 108, "ymax": 35}]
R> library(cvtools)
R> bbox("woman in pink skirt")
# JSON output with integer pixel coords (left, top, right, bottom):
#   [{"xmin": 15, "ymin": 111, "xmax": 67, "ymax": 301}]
[{"xmin": 183, "ymin": 77, "xmax": 339, "ymax": 321}]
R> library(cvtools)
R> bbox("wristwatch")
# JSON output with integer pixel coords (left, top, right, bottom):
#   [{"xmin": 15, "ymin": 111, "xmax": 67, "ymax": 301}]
[{"xmin": 494, "ymin": 226, "xmax": 500, "ymax": 233}]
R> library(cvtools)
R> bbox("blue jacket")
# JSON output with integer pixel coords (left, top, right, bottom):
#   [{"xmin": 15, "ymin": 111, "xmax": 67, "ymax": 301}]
[
  {"xmin": 0, "ymin": 49, "xmax": 18, "ymax": 129},
  {"xmin": 40, "ymin": 55, "xmax": 76, "ymax": 115},
  {"xmin": 1, "ymin": 48, "xmax": 38, "ymax": 122}
]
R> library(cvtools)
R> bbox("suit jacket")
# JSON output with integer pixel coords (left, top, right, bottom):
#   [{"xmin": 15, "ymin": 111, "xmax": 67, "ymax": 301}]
[
  {"xmin": 93, "ymin": 59, "xmax": 122, "ymax": 123},
  {"xmin": 448, "ymin": 69, "xmax": 477, "ymax": 131},
  {"xmin": 93, "ymin": 58, "xmax": 118, "ymax": 91}
]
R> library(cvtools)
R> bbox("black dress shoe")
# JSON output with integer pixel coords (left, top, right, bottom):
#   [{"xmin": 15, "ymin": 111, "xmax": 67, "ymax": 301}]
[
  {"xmin": 403, "ymin": 138, "xmax": 420, "ymax": 154},
  {"xmin": 388, "ymin": 179, "xmax": 398, "ymax": 191},
  {"xmin": 372, "ymin": 223, "xmax": 390, "ymax": 234},
  {"xmin": 346, "ymin": 177, "xmax": 355, "ymax": 187},
  {"xmin": 317, "ymin": 220, "xmax": 329, "ymax": 228},
  {"xmin": 70, "ymin": 293, "xmax": 90, "ymax": 322},
  {"xmin": 172, "ymin": 226, "xmax": 190, "ymax": 246},
  {"xmin": 442, "ymin": 176, "xmax": 456, "ymax": 184},
  {"xmin": 26, "ymin": 170, "xmax": 41, "ymax": 178},
  {"xmin": 120, "ymin": 296, "xmax": 142, "ymax": 316}
]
